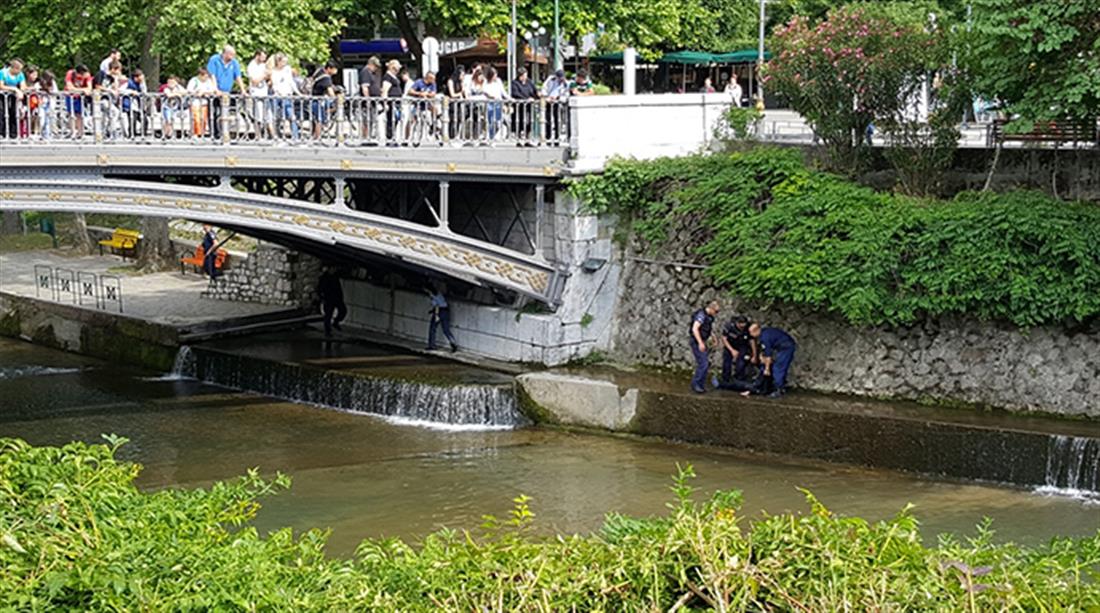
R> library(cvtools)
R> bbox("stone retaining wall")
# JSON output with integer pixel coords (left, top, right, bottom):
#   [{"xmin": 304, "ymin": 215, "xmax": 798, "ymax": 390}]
[
  {"xmin": 612, "ymin": 235, "xmax": 1100, "ymax": 419},
  {"xmin": 202, "ymin": 244, "xmax": 321, "ymax": 307}
]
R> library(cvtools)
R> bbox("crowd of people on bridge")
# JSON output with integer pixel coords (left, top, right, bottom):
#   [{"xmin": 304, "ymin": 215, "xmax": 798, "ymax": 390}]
[
  {"xmin": 689, "ymin": 300, "xmax": 797, "ymax": 398},
  {"xmin": 0, "ymin": 45, "xmax": 597, "ymax": 143}
]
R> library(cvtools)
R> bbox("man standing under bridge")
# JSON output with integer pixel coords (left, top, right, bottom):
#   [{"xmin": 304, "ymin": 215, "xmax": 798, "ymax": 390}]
[
  {"xmin": 317, "ymin": 266, "xmax": 347, "ymax": 338},
  {"xmin": 689, "ymin": 300, "xmax": 720, "ymax": 394}
]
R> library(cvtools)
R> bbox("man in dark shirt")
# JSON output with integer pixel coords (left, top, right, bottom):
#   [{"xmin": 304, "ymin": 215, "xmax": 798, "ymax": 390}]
[
  {"xmin": 358, "ymin": 57, "xmax": 382, "ymax": 140},
  {"xmin": 716, "ymin": 315, "xmax": 756, "ymax": 386},
  {"xmin": 689, "ymin": 300, "xmax": 720, "ymax": 393},
  {"xmin": 749, "ymin": 323, "xmax": 797, "ymax": 398},
  {"xmin": 316, "ymin": 266, "xmax": 346, "ymax": 338},
  {"xmin": 310, "ymin": 61, "xmax": 338, "ymax": 139},
  {"xmin": 510, "ymin": 67, "xmax": 538, "ymax": 141},
  {"xmin": 201, "ymin": 225, "xmax": 220, "ymax": 279}
]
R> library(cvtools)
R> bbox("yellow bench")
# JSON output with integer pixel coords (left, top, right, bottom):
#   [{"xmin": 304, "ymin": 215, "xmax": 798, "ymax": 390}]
[{"xmin": 98, "ymin": 228, "xmax": 142, "ymax": 259}]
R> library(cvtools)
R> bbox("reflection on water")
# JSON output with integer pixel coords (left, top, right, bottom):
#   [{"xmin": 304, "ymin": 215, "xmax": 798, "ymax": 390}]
[{"xmin": 1, "ymin": 337, "xmax": 1096, "ymax": 557}]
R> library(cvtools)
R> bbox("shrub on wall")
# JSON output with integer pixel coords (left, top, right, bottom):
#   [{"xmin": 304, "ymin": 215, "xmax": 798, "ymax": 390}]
[{"xmin": 569, "ymin": 147, "xmax": 1100, "ymax": 327}]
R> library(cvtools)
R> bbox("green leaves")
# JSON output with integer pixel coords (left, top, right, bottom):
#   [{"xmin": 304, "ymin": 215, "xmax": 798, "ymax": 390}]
[
  {"xmin": 2, "ymin": 438, "xmax": 1099, "ymax": 610},
  {"xmin": 964, "ymin": 0, "xmax": 1100, "ymax": 125},
  {"xmin": 573, "ymin": 147, "xmax": 1100, "ymax": 328}
]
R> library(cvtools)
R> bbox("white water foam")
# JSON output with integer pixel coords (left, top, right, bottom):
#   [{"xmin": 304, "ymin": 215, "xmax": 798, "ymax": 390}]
[
  {"xmin": 0, "ymin": 366, "xmax": 81, "ymax": 380},
  {"xmin": 1032, "ymin": 485, "xmax": 1100, "ymax": 505},
  {"xmin": 364, "ymin": 412, "xmax": 517, "ymax": 432},
  {"xmin": 142, "ymin": 346, "xmax": 196, "ymax": 381}
]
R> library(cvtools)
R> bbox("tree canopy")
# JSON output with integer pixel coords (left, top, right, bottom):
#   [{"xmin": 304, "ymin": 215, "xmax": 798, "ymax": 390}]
[{"xmin": 964, "ymin": 0, "xmax": 1100, "ymax": 125}]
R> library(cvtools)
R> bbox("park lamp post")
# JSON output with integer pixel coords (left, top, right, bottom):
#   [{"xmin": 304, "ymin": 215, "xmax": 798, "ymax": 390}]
[
  {"xmin": 554, "ymin": 0, "xmax": 562, "ymax": 72},
  {"xmin": 509, "ymin": 0, "xmax": 518, "ymax": 86},
  {"xmin": 525, "ymin": 22, "xmax": 548, "ymax": 84},
  {"xmin": 757, "ymin": 0, "xmax": 766, "ymax": 108}
]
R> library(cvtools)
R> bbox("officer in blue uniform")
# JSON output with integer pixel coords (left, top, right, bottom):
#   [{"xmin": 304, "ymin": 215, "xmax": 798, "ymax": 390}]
[
  {"xmin": 718, "ymin": 315, "xmax": 756, "ymax": 384},
  {"xmin": 201, "ymin": 224, "xmax": 219, "ymax": 278},
  {"xmin": 689, "ymin": 300, "xmax": 720, "ymax": 393},
  {"xmin": 748, "ymin": 323, "xmax": 796, "ymax": 398}
]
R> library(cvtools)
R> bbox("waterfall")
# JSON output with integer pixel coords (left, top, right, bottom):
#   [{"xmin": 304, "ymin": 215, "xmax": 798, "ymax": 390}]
[
  {"xmin": 143, "ymin": 346, "xmax": 196, "ymax": 381},
  {"xmin": 181, "ymin": 346, "xmax": 526, "ymax": 429},
  {"xmin": 1042, "ymin": 435, "xmax": 1100, "ymax": 497}
]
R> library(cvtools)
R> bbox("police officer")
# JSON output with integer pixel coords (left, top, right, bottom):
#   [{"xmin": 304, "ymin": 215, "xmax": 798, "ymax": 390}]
[
  {"xmin": 316, "ymin": 266, "xmax": 347, "ymax": 338},
  {"xmin": 717, "ymin": 315, "xmax": 756, "ymax": 386},
  {"xmin": 689, "ymin": 300, "xmax": 720, "ymax": 393},
  {"xmin": 748, "ymin": 323, "xmax": 797, "ymax": 398},
  {"xmin": 201, "ymin": 224, "xmax": 220, "ymax": 279}
]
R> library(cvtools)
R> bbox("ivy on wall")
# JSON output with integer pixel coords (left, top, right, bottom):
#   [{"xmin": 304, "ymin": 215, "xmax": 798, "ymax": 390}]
[{"xmin": 569, "ymin": 147, "xmax": 1100, "ymax": 327}]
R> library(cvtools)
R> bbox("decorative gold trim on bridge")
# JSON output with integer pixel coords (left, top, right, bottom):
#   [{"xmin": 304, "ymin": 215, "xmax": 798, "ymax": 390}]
[
  {"xmin": 224, "ymin": 156, "xmax": 238, "ymax": 167},
  {"xmin": 2, "ymin": 188, "xmax": 551, "ymax": 295},
  {"xmin": 96, "ymin": 154, "xmax": 109, "ymax": 166}
]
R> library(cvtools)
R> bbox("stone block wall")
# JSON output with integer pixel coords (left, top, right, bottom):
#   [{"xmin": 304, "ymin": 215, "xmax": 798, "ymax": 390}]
[
  {"xmin": 612, "ymin": 240, "xmax": 1100, "ymax": 419},
  {"xmin": 202, "ymin": 244, "xmax": 322, "ymax": 307}
]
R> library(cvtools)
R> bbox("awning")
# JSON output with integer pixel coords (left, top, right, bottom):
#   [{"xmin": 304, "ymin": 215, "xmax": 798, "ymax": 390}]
[
  {"xmin": 590, "ymin": 51, "xmax": 624, "ymax": 63},
  {"xmin": 713, "ymin": 49, "xmax": 772, "ymax": 63},
  {"xmin": 657, "ymin": 50, "xmax": 717, "ymax": 65},
  {"xmin": 339, "ymin": 39, "xmax": 408, "ymax": 56}
]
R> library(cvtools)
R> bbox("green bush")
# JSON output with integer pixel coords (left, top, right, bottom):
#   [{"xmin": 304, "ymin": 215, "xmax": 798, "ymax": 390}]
[
  {"xmin": 3, "ymin": 438, "xmax": 1099, "ymax": 611},
  {"xmin": 569, "ymin": 147, "xmax": 1100, "ymax": 327}
]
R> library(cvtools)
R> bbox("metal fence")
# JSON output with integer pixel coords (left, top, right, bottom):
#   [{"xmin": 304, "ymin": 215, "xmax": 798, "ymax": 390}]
[
  {"xmin": 0, "ymin": 91, "xmax": 570, "ymax": 148},
  {"xmin": 31, "ymin": 265, "xmax": 123, "ymax": 313}
]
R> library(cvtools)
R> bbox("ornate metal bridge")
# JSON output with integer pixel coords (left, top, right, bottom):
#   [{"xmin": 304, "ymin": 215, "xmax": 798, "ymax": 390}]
[{"xmin": 0, "ymin": 95, "xmax": 575, "ymax": 304}]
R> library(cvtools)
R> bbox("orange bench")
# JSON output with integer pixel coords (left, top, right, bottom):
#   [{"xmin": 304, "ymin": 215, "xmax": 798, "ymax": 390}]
[{"xmin": 180, "ymin": 245, "xmax": 228, "ymax": 274}]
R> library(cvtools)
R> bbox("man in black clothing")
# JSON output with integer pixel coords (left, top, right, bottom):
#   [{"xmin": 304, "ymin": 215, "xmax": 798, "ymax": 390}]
[
  {"xmin": 310, "ymin": 61, "xmax": 338, "ymax": 139},
  {"xmin": 358, "ymin": 57, "xmax": 381, "ymax": 140},
  {"xmin": 510, "ymin": 67, "xmax": 538, "ymax": 141},
  {"xmin": 717, "ymin": 315, "xmax": 756, "ymax": 385},
  {"xmin": 316, "ymin": 266, "xmax": 347, "ymax": 338}
]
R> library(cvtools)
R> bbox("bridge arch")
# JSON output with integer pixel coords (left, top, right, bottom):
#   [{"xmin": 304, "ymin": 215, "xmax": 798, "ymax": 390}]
[{"xmin": 0, "ymin": 176, "xmax": 566, "ymax": 305}]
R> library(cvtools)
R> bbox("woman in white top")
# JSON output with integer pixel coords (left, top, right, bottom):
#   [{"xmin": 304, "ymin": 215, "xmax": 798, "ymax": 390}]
[
  {"xmin": 268, "ymin": 53, "xmax": 299, "ymax": 140},
  {"xmin": 186, "ymin": 67, "xmax": 217, "ymax": 138},
  {"xmin": 724, "ymin": 74, "xmax": 743, "ymax": 108},
  {"xmin": 481, "ymin": 65, "xmax": 506, "ymax": 140},
  {"xmin": 246, "ymin": 50, "xmax": 270, "ymax": 135}
]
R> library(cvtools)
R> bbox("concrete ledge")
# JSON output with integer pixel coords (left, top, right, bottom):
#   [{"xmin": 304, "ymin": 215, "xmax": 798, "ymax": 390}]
[
  {"xmin": 517, "ymin": 372, "xmax": 637, "ymax": 430},
  {"xmin": 517, "ymin": 369, "xmax": 1100, "ymax": 490}
]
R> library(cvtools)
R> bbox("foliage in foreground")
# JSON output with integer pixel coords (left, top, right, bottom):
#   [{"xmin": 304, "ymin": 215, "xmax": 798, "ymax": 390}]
[
  {"xmin": 569, "ymin": 147, "xmax": 1100, "ymax": 327},
  {"xmin": 2, "ymin": 437, "xmax": 1099, "ymax": 611}
]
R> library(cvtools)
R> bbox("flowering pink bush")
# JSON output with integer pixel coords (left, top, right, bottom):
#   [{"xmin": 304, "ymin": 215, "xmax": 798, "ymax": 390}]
[{"xmin": 764, "ymin": 5, "xmax": 942, "ymax": 172}]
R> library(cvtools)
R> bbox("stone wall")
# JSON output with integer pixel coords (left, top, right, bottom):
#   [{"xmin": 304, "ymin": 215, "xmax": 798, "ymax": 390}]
[
  {"xmin": 202, "ymin": 244, "xmax": 322, "ymax": 307},
  {"xmin": 611, "ymin": 232, "xmax": 1100, "ymax": 419}
]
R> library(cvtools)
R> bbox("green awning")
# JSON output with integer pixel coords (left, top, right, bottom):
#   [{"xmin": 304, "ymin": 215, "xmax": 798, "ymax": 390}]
[
  {"xmin": 657, "ymin": 50, "xmax": 717, "ymax": 65},
  {"xmin": 590, "ymin": 51, "xmax": 624, "ymax": 63},
  {"xmin": 713, "ymin": 48, "xmax": 772, "ymax": 63}
]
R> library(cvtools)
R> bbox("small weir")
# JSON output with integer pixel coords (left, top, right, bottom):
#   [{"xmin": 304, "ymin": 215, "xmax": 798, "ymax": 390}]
[
  {"xmin": 1044, "ymin": 436, "xmax": 1100, "ymax": 497},
  {"xmin": 172, "ymin": 344, "xmax": 526, "ymax": 429}
]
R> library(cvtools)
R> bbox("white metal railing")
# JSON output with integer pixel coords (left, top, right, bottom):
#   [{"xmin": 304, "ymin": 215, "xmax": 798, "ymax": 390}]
[{"xmin": 0, "ymin": 91, "xmax": 569, "ymax": 147}]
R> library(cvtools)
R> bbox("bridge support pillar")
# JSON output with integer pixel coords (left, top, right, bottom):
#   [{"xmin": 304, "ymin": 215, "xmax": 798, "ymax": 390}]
[
  {"xmin": 438, "ymin": 180, "xmax": 450, "ymax": 231},
  {"xmin": 535, "ymin": 184, "xmax": 546, "ymax": 255},
  {"xmin": 335, "ymin": 177, "xmax": 346, "ymax": 208}
]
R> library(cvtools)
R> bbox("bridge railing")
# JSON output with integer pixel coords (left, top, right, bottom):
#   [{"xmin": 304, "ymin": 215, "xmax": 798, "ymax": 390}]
[{"xmin": 0, "ymin": 91, "xmax": 569, "ymax": 148}]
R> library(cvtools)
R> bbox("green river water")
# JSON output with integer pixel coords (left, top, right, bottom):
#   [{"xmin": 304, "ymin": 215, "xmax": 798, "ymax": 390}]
[{"xmin": 1, "ymin": 337, "xmax": 1095, "ymax": 557}]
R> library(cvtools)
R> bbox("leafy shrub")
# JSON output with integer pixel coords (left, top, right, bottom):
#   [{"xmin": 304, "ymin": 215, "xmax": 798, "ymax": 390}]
[
  {"xmin": 569, "ymin": 147, "xmax": 1100, "ymax": 327},
  {"xmin": 3, "ymin": 438, "xmax": 1099, "ymax": 611}
]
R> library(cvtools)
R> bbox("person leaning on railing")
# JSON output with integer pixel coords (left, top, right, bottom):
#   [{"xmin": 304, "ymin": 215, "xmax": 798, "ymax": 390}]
[
  {"xmin": 405, "ymin": 71, "xmax": 438, "ymax": 141},
  {"xmin": 268, "ymin": 53, "xmax": 299, "ymax": 141},
  {"xmin": 186, "ymin": 66, "xmax": 218, "ymax": 138},
  {"xmin": 509, "ymin": 67, "xmax": 538, "ymax": 143},
  {"xmin": 63, "ymin": 64, "xmax": 93, "ymax": 139},
  {"xmin": 310, "ymin": 61, "xmax": 338, "ymax": 140},
  {"xmin": 159, "ymin": 75, "xmax": 186, "ymax": 139},
  {"xmin": 380, "ymin": 59, "xmax": 403, "ymax": 143},
  {"xmin": 0, "ymin": 58, "xmax": 27, "ymax": 139}
]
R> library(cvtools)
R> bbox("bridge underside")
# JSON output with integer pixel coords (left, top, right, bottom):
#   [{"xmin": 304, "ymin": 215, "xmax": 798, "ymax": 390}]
[{"xmin": 0, "ymin": 175, "xmax": 567, "ymax": 305}]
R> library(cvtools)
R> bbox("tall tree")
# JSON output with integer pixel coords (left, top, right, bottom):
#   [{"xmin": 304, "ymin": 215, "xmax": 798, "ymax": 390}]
[
  {"xmin": 965, "ymin": 0, "xmax": 1100, "ymax": 125},
  {"xmin": 0, "ymin": 0, "xmax": 343, "ymax": 86}
]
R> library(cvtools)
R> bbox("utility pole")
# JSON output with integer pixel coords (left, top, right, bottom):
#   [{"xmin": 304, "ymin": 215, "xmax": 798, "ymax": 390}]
[
  {"xmin": 554, "ymin": 0, "xmax": 562, "ymax": 71},
  {"xmin": 757, "ymin": 0, "xmax": 766, "ymax": 107},
  {"xmin": 509, "ymin": 0, "xmax": 518, "ymax": 85}
]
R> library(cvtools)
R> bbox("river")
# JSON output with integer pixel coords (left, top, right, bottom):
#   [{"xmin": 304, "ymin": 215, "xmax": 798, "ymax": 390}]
[{"xmin": 1, "ymin": 336, "xmax": 1096, "ymax": 557}]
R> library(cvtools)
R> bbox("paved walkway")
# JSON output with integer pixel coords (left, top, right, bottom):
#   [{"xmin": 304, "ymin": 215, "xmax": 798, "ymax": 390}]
[{"xmin": 0, "ymin": 249, "xmax": 286, "ymax": 326}]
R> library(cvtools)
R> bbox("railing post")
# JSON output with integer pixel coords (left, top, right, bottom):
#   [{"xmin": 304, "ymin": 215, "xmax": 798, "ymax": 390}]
[
  {"xmin": 221, "ymin": 93, "xmax": 231, "ymax": 144},
  {"xmin": 92, "ymin": 91, "xmax": 103, "ymax": 143},
  {"xmin": 442, "ymin": 98, "xmax": 450, "ymax": 145},
  {"xmin": 335, "ymin": 177, "xmax": 346, "ymax": 208},
  {"xmin": 336, "ymin": 93, "xmax": 346, "ymax": 146},
  {"xmin": 539, "ymin": 98, "xmax": 547, "ymax": 147},
  {"xmin": 438, "ymin": 180, "xmax": 450, "ymax": 231}
]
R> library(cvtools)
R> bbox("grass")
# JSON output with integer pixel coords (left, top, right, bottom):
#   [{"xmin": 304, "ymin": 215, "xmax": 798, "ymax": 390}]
[{"xmin": 0, "ymin": 233, "xmax": 55, "ymax": 253}]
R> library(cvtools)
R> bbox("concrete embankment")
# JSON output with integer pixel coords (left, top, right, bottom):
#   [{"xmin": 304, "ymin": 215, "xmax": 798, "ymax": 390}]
[{"xmin": 517, "ymin": 369, "xmax": 1100, "ymax": 493}]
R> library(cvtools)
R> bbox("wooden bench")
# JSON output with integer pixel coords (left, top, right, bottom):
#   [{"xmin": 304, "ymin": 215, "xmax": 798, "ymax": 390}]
[
  {"xmin": 97, "ymin": 228, "xmax": 142, "ymax": 259},
  {"xmin": 989, "ymin": 119, "xmax": 1098, "ymax": 148},
  {"xmin": 180, "ymin": 245, "xmax": 228, "ymax": 274}
]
